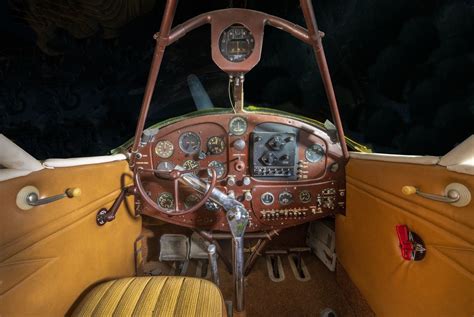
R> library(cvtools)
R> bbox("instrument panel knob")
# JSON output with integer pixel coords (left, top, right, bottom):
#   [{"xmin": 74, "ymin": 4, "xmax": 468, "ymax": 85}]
[
  {"xmin": 233, "ymin": 138, "xmax": 246, "ymax": 151},
  {"xmin": 244, "ymin": 191, "xmax": 253, "ymax": 201},
  {"xmin": 227, "ymin": 176, "xmax": 236, "ymax": 186},
  {"xmin": 242, "ymin": 176, "xmax": 251, "ymax": 186}
]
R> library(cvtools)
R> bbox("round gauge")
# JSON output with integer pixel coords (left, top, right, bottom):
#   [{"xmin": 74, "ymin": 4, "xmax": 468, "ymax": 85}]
[
  {"xmin": 207, "ymin": 161, "xmax": 225, "ymax": 178},
  {"xmin": 157, "ymin": 192, "xmax": 174, "ymax": 210},
  {"xmin": 155, "ymin": 140, "xmax": 174, "ymax": 158},
  {"xmin": 229, "ymin": 117, "xmax": 247, "ymax": 136},
  {"xmin": 261, "ymin": 192, "xmax": 275, "ymax": 206},
  {"xmin": 299, "ymin": 190, "xmax": 312, "ymax": 203},
  {"xmin": 305, "ymin": 144, "xmax": 325, "ymax": 163},
  {"xmin": 183, "ymin": 159, "xmax": 199, "ymax": 172},
  {"xmin": 219, "ymin": 24, "xmax": 255, "ymax": 63},
  {"xmin": 278, "ymin": 191, "xmax": 293, "ymax": 206},
  {"xmin": 205, "ymin": 200, "xmax": 220, "ymax": 211},
  {"xmin": 207, "ymin": 136, "xmax": 225, "ymax": 155},
  {"xmin": 179, "ymin": 131, "xmax": 201, "ymax": 154},
  {"xmin": 184, "ymin": 194, "xmax": 201, "ymax": 209},
  {"xmin": 156, "ymin": 161, "xmax": 175, "ymax": 172}
]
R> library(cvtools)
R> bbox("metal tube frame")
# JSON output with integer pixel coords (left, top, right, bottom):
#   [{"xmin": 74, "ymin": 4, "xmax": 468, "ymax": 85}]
[{"xmin": 130, "ymin": 0, "xmax": 349, "ymax": 163}]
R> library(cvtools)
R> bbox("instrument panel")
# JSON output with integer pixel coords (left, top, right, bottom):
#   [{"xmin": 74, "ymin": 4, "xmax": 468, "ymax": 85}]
[{"xmin": 133, "ymin": 112, "xmax": 346, "ymax": 232}]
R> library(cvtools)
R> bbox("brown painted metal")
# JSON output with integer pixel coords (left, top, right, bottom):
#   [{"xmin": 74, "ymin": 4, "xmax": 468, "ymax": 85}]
[
  {"xmin": 130, "ymin": 1, "xmax": 349, "ymax": 163},
  {"xmin": 133, "ymin": 112, "xmax": 346, "ymax": 232},
  {"xmin": 130, "ymin": 0, "xmax": 178, "ymax": 165},
  {"xmin": 300, "ymin": 0, "xmax": 349, "ymax": 159}
]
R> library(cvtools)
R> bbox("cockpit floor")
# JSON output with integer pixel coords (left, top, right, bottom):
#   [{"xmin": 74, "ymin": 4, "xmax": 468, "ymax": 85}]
[{"xmin": 141, "ymin": 220, "xmax": 356, "ymax": 316}]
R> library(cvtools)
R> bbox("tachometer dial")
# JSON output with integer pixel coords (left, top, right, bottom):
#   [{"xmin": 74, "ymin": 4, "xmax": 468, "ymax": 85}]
[
  {"xmin": 179, "ymin": 131, "xmax": 201, "ymax": 154},
  {"xmin": 299, "ymin": 190, "xmax": 312, "ymax": 203},
  {"xmin": 155, "ymin": 140, "xmax": 174, "ymax": 158},
  {"xmin": 157, "ymin": 192, "xmax": 174, "ymax": 210},
  {"xmin": 229, "ymin": 117, "xmax": 247, "ymax": 136},
  {"xmin": 207, "ymin": 161, "xmax": 225, "ymax": 178},
  {"xmin": 278, "ymin": 191, "xmax": 293, "ymax": 206},
  {"xmin": 184, "ymin": 194, "xmax": 201, "ymax": 209},
  {"xmin": 305, "ymin": 144, "xmax": 325, "ymax": 163},
  {"xmin": 183, "ymin": 159, "xmax": 199, "ymax": 172},
  {"xmin": 207, "ymin": 136, "xmax": 225, "ymax": 154}
]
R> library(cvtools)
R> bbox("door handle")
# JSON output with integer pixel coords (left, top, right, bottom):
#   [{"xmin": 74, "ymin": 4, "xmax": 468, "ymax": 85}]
[
  {"xmin": 17, "ymin": 186, "xmax": 82, "ymax": 210},
  {"xmin": 402, "ymin": 183, "xmax": 471, "ymax": 207}
]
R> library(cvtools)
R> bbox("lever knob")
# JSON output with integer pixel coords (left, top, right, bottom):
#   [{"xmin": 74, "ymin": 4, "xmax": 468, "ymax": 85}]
[
  {"xmin": 402, "ymin": 186, "xmax": 417, "ymax": 196},
  {"xmin": 66, "ymin": 187, "xmax": 82, "ymax": 198}
]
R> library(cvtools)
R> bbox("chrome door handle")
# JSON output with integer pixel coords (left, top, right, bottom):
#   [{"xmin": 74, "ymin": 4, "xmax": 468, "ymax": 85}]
[
  {"xmin": 26, "ymin": 188, "xmax": 82, "ymax": 206},
  {"xmin": 402, "ymin": 183, "xmax": 471, "ymax": 207}
]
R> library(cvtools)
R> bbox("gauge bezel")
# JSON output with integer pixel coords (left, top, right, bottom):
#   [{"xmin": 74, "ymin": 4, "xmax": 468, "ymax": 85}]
[
  {"xmin": 219, "ymin": 24, "xmax": 255, "ymax": 63},
  {"xmin": 155, "ymin": 140, "xmax": 174, "ymax": 158},
  {"xmin": 207, "ymin": 160, "xmax": 225, "ymax": 178},
  {"xmin": 184, "ymin": 194, "xmax": 201, "ymax": 209},
  {"xmin": 183, "ymin": 159, "xmax": 200, "ymax": 172},
  {"xmin": 229, "ymin": 116, "xmax": 248, "ymax": 136},
  {"xmin": 207, "ymin": 136, "xmax": 226, "ymax": 155},
  {"xmin": 278, "ymin": 191, "xmax": 293, "ymax": 206},
  {"xmin": 260, "ymin": 192, "xmax": 275, "ymax": 206},
  {"xmin": 305, "ymin": 144, "xmax": 325, "ymax": 163},
  {"xmin": 299, "ymin": 190, "xmax": 312, "ymax": 203},
  {"xmin": 157, "ymin": 192, "xmax": 174, "ymax": 210},
  {"xmin": 179, "ymin": 131, "xmax": 201, "ymax": 154}
]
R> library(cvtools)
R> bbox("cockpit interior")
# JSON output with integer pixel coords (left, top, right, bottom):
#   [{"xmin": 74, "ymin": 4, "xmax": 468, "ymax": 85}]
[{"xmin": 1, "ymin": 1, "xmax": 472, "ymax": 316}]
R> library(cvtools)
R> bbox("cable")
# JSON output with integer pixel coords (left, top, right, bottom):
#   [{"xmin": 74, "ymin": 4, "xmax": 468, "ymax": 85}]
[{"xmin": 228, "ymin": 76, "xmax": 236, "ymax": 113}]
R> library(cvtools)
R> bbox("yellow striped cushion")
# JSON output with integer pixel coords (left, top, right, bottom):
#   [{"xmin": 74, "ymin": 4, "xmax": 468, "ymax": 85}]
[{"xmin": 72, "ymin": 276, "xmax": 225, "ymax": 317}]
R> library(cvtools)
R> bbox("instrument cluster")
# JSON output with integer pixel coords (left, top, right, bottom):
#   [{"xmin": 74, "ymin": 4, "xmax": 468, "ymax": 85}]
[{"xmin": 133, "ymin": 113, "xmax": 346, "ymax": 232}]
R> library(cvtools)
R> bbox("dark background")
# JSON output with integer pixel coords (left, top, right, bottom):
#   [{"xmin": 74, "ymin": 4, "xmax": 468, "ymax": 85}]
[{"xmin": 1, "ymin": 0, "xmax": 473, "ymax": 159}]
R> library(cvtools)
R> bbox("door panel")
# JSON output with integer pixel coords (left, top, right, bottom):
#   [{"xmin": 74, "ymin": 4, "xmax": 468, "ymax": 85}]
[
  {"xmin": 0, "ymin": 161, "xmax": 141, "ymax": 316},
  {"xmin": 337, "ymin": 158, "xmax": 473, "ymax": 316}
]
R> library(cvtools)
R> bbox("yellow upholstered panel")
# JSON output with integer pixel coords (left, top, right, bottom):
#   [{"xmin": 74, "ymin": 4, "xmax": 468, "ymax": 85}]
[{"xmin": 72, "ymin": 276, "xmax": 226, "ymax": 317}]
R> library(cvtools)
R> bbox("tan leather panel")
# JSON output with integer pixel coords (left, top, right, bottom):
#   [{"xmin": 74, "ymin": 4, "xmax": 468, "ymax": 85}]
[
  {"xmin": 337, "ymin": 159, "xmax": 474, "ymax": 316},
  {"xmin": 0, "ymin": 161, "xmax": 141, "ymax": 316}
]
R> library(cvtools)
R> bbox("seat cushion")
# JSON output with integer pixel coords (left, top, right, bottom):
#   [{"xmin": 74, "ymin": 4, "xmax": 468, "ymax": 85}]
[{"xmin": 72, "ymin": 276, "xmax": 226, "ymax": 316}]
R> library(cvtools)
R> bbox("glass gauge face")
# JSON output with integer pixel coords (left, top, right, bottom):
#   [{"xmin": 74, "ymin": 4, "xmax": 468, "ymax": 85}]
[
  {"xmin": 205, "ymin": 199, "xmax": 220, "ymax": 211},
  {"xmin": 299, "ymin": 190, "xmax": 312, "ymax": 203},
  {"xmin": 229, "ymin": 117, "xmax": 247, "ymax": 136},
  {"xmin": 156, "ymin": 161, "xmax": 175, "ymax": 172},
  {"xmin": 155, "ymin": 140, "xmax": 174, "ymax": 158},
  {"xmin": 207, "ymin": 136, "xmax": 225, "ymax": 155},
  {"xmin": 183, "ymin": 159, "xmax": 199, "ymax": 172},
  {"xmin": 184, "ymin": 194, "xmax": 201, "ymax": 209},
  {"xmin": 278, "ymin": 191, "xmax": 293, "ymax": 206},
  {"xmin": 157, "ymin": 192, "xmax": 174, "ymax": 210},
  {"xmin": 219, "ymin": 24, "xmax": 255, "ymax": 62},
  {"xmin": 179, "ymin": 131, "xmax": 201, "ymax": 154},
  {"xmin": 305, "ymin": 144, "xmax": 325, "ymax": 163},
  {"xmin": 207, "ymin": 161, "xmax": 225, "ymax": 178},
  {"xmin": 261, "ymin": 192, "xmax": 274, "ymax": 206}
]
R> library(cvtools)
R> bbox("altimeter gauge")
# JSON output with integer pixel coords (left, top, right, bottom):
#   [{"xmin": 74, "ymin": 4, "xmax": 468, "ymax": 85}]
[
  {"xmin": 207, "ymin": 136, "xmax": 225, "ymax": 155},
  {"xmin": 155, "ymin": 140, "xmax": 174, "ymax": 158}
]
